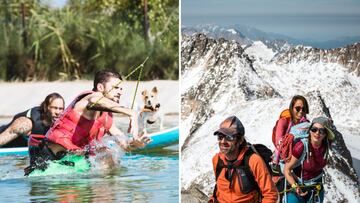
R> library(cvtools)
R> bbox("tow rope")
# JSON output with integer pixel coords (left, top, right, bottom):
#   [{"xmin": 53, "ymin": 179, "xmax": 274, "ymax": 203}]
[{"xmin": 131, "ymin": 58, "xmax": 144, "ymax": 109}]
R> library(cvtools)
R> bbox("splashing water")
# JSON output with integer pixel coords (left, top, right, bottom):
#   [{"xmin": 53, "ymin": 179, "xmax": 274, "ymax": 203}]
[{"xmin": 88, "ymin": 135, "xmax": 126, "ymax": 172}]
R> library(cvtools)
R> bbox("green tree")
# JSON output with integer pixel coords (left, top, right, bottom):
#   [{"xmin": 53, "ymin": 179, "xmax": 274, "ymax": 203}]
[{"xmin": 0, "ymin": 0, "xmax": 178, "ymax": 81}]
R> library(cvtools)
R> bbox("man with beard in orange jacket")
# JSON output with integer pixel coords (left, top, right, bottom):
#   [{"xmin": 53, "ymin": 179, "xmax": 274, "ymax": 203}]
[{"xmin": 209, "ymin": 116, "xmax": 278, "ymax": 203}]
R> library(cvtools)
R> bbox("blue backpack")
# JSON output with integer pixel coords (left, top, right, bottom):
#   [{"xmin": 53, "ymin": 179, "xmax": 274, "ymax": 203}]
[{"xmin": 278, "ymin": 122, "xmax": 311, "ymax": 175}]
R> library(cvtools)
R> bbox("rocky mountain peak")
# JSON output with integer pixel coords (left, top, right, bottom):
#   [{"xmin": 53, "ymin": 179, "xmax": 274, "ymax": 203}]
[
  {"xmin": 181, "ymin": 33, "xmax": 245, "ymax": 71},
  {"xmin": 181, "ymin": 34, "xmax": 279, "ymax": 146}
]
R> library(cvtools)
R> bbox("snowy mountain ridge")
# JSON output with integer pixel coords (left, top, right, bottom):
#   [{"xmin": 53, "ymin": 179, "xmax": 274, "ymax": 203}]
[
  {"xmin": 181, "ymin": 33, "xmax": 360, "ymax": 202},
  {"xmin": 275, "ymin": 43, "xmax": 360, "ymax": 76},
  {"xmin": 182, "ymin": 24, "xmax": 360, "ymax": 50}
]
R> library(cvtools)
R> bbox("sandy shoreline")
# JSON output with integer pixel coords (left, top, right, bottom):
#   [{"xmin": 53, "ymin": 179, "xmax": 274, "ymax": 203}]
[{"xmin": 0, "ymin": 80, "xmax": 179, "ymax": 117}]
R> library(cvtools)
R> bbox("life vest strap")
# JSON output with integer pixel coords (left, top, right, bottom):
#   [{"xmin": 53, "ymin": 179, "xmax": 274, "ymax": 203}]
[{"xmin": 28, "ymin": 134, "xmax": 46, "ymax": 147}]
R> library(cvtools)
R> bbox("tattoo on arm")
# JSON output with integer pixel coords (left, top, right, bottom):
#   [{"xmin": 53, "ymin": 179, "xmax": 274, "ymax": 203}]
[
  {"xmin": 12, "ymin": 117, "xmax": 33, "ymax": 134},
  {"xmin": 0, "ymin": 117, "xmax": 32, "ymax": 146}
]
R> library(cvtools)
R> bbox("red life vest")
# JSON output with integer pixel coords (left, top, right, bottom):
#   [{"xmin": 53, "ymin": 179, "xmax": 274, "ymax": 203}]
[{"xmin": 46, "ymin": 91, "xmax": 113, "ymax": 151}]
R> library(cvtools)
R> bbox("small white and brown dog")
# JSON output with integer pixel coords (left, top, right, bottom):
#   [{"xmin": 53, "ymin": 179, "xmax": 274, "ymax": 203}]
[{"xmin": 138, "ymin": 86, "xmax": 163, "ymax": 135}]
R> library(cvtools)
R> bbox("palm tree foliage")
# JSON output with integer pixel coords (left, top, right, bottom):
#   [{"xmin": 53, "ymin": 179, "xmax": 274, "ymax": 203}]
[{"xmin": 0, "ymin": 0, "xmax": 178, "ymax": 81}]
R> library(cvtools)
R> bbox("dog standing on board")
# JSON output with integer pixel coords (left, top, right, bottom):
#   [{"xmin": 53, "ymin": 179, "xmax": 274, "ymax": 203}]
[{"xmin": 138, "ymin": 86, "xmax": 163, "ymax": 136}]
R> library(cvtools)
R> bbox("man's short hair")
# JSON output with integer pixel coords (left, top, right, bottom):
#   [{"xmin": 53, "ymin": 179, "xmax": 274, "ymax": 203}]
[{"xmin": 93, "ymin": 70, "xmax": 122, "ymax": 91}]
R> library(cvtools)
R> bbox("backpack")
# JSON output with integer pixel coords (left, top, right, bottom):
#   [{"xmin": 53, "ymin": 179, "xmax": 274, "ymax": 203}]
[
  {"xmin": 211, "ymin": 144, "xmax": 273, "ymax": 202},
  {"xmin": 268, "ymin": 122, "xmax": 312, "ymax": 201},
  {"xmin": 272, "ymin": 109, "xmax": 291, "ymax": 148},
  {"xmin": 271, "ymin": 110, "xmax": 310, "ymax": 166},
  {"xmin": 277, "ymin": 122, "xmax": 311, "ymax": 174}
]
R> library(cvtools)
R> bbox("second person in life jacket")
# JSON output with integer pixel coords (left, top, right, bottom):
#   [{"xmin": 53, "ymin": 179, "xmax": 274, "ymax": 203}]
[
  {"xmin": 0, "ymin": 92, "xmax": 64, "ymax": 148},
  {"xmin": 209, "ymin": 116, "xmax": 278, "ymax": 203},
  {"xmin": 25, "ymin": 70, "xmax": 150, "ymax": 175}
]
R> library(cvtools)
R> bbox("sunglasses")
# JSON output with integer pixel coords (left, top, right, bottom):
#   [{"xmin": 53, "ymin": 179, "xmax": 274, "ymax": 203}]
[
  {"xmin": 217, "ymin": 134, "xmax": 237, "ymax": 141},
  {"xmin": 294, "ymin": 106, "xmax": 306, "ymax": 113},
  {"xmin": 310, "ymin": 127, "xmax": 326, "ymax": 135}
]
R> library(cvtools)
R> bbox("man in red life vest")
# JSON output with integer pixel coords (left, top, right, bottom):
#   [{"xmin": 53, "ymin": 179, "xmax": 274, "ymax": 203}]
[{"xmin": 24, "ymin": 70, "xmax": 150, "ymax": 175}]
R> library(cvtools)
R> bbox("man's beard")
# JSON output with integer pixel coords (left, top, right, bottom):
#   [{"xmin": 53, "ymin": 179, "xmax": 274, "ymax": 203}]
[
  {"xmin": 220, "ymin": 142, "xmax": 238, "ymax": 155},
  {"xmin": 42, "ymin": 113, "xmax": 54, "ymax": 127},
  {"xmin": 104, "ymin": 91, "xmax": 120, "ymax": 103}
]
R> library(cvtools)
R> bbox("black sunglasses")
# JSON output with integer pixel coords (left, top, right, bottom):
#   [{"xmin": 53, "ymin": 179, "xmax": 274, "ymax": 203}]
[
  {"xmin": 310, "ymin": 127, "xmax": 326, "ymax": 135},
  {"xmin": 294, "ymin": 106, "xmax": 306, "ymax": 113},
  {"xmin": 217, "ymin": 134, "xmax": 237, "ymax": 141}
]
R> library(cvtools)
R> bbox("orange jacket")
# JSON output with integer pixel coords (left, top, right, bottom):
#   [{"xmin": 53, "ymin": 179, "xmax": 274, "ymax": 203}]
[{"xmin": 210, "ymin": 147, "xmax": 278, "ymax": 203}]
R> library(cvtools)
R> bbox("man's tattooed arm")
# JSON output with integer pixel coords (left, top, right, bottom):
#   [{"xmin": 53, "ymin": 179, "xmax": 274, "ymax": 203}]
[{"xmin": 0, "ymin": 117, "xmax": 33, "ymax": 147}]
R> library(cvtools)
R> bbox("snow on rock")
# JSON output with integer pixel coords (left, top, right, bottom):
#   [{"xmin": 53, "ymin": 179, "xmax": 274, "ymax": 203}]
[
  {"xmin": 227, "ymin": 29, "xmax": 237, "ymax": 34},
  {"xmin": 245, "ymin": 41, "xmax": 276, "ymax": 62}
]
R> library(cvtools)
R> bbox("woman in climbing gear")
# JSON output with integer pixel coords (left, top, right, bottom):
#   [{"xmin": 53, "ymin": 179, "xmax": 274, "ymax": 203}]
[{"xmin": 283, "ymin": 116, "xmax": 335, "ymax": 203}]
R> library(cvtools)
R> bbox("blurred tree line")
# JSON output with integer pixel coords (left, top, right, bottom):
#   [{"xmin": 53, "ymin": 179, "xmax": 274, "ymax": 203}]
[{"xmin": 0, "ymin": 0, "xmax": 178, "ymax": 81}]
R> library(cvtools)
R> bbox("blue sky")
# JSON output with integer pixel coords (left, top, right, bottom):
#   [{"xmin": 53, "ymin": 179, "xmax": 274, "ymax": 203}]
[
  {"xmin": 182, "ymin": 0, "xmax": 360, "ymax": 41},
  {"xmin": 44, "ymin": 0, "xmax": 67, "ymax": 8}
]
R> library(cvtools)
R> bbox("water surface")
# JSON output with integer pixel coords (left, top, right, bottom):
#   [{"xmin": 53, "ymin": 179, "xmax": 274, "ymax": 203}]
[{"xmin": 0, "ymin": 115, "xmax": 179, "ymax": 203}]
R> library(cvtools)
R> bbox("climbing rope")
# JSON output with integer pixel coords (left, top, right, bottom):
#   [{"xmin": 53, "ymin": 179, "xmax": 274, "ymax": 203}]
[{"xmin": 278, "ymin": 183, "xmax": 322, "ymax": 195}]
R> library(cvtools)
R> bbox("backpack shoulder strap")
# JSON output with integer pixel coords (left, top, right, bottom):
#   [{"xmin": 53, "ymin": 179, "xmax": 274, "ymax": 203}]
[
  {"xmin": 293, "ymin": 138, "xmax": 309, "ymax": 184},
  {"xmin": 243, "ymin": 146, "xmax": 255, "ymax": 166},
  {"xmin": 242, "ymin": 148, "xmax": 255, "ymax": 178},
  {"xmin": 212, "ymin": 155, "xmax": 224, "ymax": 203},
  {"xmin": 243, "ymin": 147, "xmax": 257, "ymax": 180},
  {"xmin": 242, "ymin": 146, "xmax": 260, "ymax": 193},
  {"xmin": 298, "ymin": 138, "xmax": 309, "ymax": 164},
  {"xmin": 215, "ymin": 156, "xmax": 224, "ymax": 181}
]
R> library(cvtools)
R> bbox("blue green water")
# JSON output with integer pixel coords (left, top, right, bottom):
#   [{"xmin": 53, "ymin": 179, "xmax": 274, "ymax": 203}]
[
  {"xmin": 0, "ymin": 150, "xmax": 178, "ymax": 202},
  {"xmin": 0, "ymin": 116, "xmax": 179, "ymax": 203}
]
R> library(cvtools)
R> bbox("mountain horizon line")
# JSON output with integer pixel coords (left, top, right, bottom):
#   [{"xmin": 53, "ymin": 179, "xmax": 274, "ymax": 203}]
[{"xmin": 182, "ymin": 23, "xmax": 360, "ymax": 49}]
